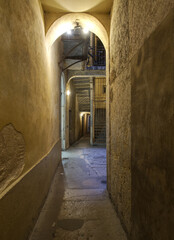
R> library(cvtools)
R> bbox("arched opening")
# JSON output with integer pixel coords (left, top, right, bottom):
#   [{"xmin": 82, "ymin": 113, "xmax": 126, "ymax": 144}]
[
  {"xmin": 46, "ymin": 13, "xmax": 109, "ymax": 144},
  {"xmin": 45, "ymin": 13, "xmax": 109, "ymax": 193},
  {"xmin": 46, "ymin": 13, "xmax": 108, "ymax": 50}
]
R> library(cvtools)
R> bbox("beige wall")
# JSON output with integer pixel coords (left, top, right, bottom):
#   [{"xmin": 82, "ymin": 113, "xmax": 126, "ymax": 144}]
[
  {"xmin": 66, "ymin": 81, "xmax": 82, "ymax": 147},
  {"xmin": 109, "ymin": 0, "xmax": 131, "ymax": 234},
  {"xmin": 131, "ymin": 7, "xmax": 174, "ymax": 240},
  {"xmin": 67, "ymin": 81, "xmax": 76, "ymax": 145},
  {"xmin": 75, "ymin": 95, "xmax": 82, "ymax": 140},
  {"xmin": 109, "ymin": 0, "xmax": 174, "ymax": 238},
  {"xmin": 0, "ymin": 0, "xmax": 62, "ymax": 239}
]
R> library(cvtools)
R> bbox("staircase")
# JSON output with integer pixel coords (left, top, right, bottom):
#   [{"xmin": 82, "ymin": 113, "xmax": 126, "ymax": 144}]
[{"xmin": 94, "ymin": 109, "xmax": 106, "ymax": 145}]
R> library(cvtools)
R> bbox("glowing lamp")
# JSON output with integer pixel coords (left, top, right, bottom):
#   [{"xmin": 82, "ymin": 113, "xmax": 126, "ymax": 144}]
[
  {"xmin": 83, "ymin": 28, "xmax": 89, "ymax": 34},
  {"xmin": 66, "ymin": 90, "xmax": 70, "ymax": 96},
  {"xmin": 67, "ymin": 29, "xmax": 72, "ymax": 35}
]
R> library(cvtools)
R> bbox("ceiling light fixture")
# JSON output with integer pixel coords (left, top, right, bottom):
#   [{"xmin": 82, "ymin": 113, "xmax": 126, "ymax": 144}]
[
  {"xmin": 74, "ymin": 20, "xmax": 81, "ymax": 30},
  {"xmin": 73, "ymin": 20, "xmax": 89, "ymax": 35}
]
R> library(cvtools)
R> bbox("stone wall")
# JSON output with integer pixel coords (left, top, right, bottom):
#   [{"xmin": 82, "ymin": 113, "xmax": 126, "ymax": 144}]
[
  {"xmin": 109, "ymin": 0, "xmax": 174, "ymax": 238},
  {"xmin": 109, "ymin": 0, "xmax": 131, "ymax": 234},
  {"xmin": 131, "ymin": 9, "xmax": 174, "ymax": 240},
  {"xmin": 0, "ymin": 0, "xmax": 62, "ymax": 239}
]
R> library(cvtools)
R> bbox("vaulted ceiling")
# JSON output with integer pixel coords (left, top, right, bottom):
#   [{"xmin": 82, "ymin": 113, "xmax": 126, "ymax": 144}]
[{"xmin": 41, "ymin": 0, "xmax": 113, "ymax": 13}]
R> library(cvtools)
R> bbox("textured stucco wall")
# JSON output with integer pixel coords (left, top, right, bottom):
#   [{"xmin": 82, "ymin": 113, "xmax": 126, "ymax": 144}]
[
  {"xmin": 129, "ymin": 0, "xmax": 174, "ymax": 58},
  {"xmin": 0, "ymin": 0, "xmax": 62, "ymax": 189},
  {"xmin": 131, "ymin": 9, "xmax": 174, "ymax": 240},
  {"xmin": 109, "ymin": 0, "xmax": 131, "ymax": 234},
  {"xmin": 0, "ymin": 124, "xmax": 25, "ymax": 193},
  {"xmin": 109, "ymin": 0, "xmax": 174, "ymax": 238},
  {"xmin": 0, "ymin": 0, "xmax": 62, "ymax": 239}
]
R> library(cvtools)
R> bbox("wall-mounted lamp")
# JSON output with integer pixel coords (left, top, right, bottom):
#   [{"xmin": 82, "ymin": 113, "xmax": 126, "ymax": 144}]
[{"xmin": 66, "ymin": 90, "xmax": 70, "ymax": 96}]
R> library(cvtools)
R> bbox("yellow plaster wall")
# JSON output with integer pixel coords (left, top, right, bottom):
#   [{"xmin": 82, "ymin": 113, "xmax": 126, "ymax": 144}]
[
  {"xmin": 0, "ymin": 0, "xmax": 63, "ymax": 239},
  {"xmin": 0, "ymin": 0, "xmax": 62, "ymax": 195}
]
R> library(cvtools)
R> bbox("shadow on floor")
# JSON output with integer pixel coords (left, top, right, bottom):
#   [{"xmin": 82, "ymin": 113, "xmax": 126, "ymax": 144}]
[{"xmin": 29, "ymin": 137, "xmax": 126, "ymax": 240}]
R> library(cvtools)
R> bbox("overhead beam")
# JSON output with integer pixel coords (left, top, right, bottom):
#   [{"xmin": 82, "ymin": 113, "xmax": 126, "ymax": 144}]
[{"xmin": 67, "ymin": 70, "xmax": 106, "ymax": 84}]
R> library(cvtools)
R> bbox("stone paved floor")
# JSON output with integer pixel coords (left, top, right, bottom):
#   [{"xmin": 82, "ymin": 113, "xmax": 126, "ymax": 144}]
[{"xmin": 29, "ymin": 137, "xmax": 127, "ymax": 240}]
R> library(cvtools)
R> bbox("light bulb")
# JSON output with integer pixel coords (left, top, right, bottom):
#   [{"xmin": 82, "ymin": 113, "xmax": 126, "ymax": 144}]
[
  {"xmin": 67, "ymin": 29, "xmax": 72, "ymax": 35},
  {"xmin": 66, "ymin": 90, "xmax": 70, "ymax": 96},
  {"xmin": 83, "ymin": 28, "xmax": 89, "ymax": 34}
]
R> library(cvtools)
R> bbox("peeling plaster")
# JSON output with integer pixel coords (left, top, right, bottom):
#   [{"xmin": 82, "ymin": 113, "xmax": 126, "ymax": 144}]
[{"xmin": 0, "ymin": 124, "xmax": 25, "ymax": 194}]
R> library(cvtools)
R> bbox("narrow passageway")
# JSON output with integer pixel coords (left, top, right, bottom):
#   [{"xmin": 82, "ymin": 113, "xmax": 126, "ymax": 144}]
[{"xmin": 29, "ymin": 137, "xmax": 126, "ymax": 240}]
